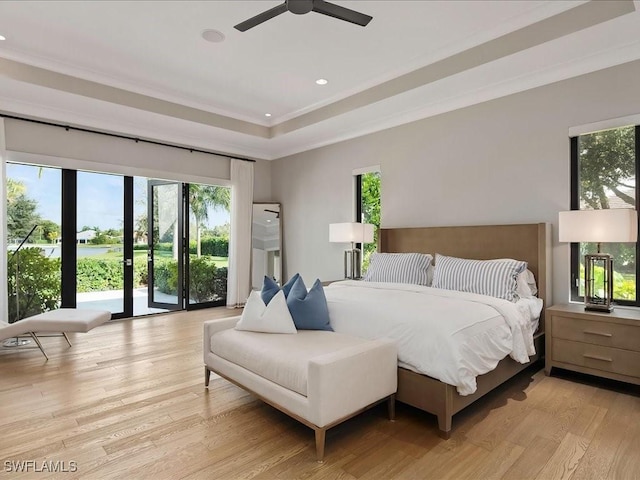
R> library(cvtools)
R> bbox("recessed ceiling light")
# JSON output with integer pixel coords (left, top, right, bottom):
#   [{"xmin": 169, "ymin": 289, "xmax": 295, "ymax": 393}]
[
  {"xmin": 265, "ymin": 113, "xmax": 272, "ymax": 117},
  {"xmin": 201, "ymin": 29, "xmax": 225, "ymax": 43},
  {"xmin": 0, "ymin": 35, "xmax": 6, "ymax": 41},
  {"xmin": 267, "ymin": 219, "xmax": 272, "ymax": 223},
  {"xmin": 315, "ymin": 78, "xmax": 328, "ymax": 85}
]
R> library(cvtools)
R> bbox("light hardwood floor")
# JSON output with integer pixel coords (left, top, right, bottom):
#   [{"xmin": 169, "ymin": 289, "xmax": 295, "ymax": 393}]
[{"xmin": 1, "ymin": 308, "xmax": 639, "ymax": 479}]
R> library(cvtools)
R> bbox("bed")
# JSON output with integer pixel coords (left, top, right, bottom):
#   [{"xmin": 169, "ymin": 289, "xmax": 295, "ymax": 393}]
[{"xmin": 326, "ymin": 223, "xmax": 551, "ymax": 437}]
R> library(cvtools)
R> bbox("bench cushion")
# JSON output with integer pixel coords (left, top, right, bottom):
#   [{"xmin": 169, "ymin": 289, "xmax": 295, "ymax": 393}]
[
  {"xmin": 19, "ymin": 308, "xmax": 111, "ymax": 332},
  {"xmin": 210, "ymin": 329, "xmax": 371, "ymax": 396}
]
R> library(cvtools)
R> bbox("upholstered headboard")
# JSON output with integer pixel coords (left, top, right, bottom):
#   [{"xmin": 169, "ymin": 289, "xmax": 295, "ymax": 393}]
[{"xmin": 379, "ymin": 223, "xmax": 552, "ymax": 327}]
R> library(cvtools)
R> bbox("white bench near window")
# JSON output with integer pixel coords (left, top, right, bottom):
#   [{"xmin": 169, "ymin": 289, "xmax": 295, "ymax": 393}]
[{"xmin": 1, "ymin": 308, "xmax": 111, "ymax": 359}]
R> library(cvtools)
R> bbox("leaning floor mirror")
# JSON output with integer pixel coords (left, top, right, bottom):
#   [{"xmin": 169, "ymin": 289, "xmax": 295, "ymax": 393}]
[{"xmin": 251, "ymin": 203, "xmax": 282, "ymax": 289}]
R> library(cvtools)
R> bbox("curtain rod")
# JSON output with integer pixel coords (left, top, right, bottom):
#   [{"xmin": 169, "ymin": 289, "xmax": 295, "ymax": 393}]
[{"xmin": 0, "ymin": 113, "xmax": 256, "ymax": 163}]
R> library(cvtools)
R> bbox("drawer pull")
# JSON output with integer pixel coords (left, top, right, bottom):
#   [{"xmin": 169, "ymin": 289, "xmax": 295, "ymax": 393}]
[
  {"xmin": 583, "ymin": 354, "xmax": 613, "ymax": 362},
  {"xmin": 583, "ymin": 330, "xmax": 613, "ymax": 338}
]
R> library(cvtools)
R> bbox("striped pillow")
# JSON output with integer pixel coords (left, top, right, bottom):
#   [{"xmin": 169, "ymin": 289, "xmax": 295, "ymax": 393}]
[
  {"xmin": 432, "ymin": 254, "xmax": 527, "ymax": 302},
  {"xmin": 363, "ymin": 252, "xmax": 433, "ymax": 285}
]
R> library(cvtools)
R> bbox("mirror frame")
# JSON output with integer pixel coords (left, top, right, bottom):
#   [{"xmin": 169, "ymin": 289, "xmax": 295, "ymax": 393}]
[{"xmin": 251, "ymin": 202, "xmax": 282, "ymax": 289}]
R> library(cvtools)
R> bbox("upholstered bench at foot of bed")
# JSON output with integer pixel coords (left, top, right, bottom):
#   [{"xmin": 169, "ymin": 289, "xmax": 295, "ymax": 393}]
[{"xmin": 203, "ymin": 316, "xmax": 398, "ymax": 462}]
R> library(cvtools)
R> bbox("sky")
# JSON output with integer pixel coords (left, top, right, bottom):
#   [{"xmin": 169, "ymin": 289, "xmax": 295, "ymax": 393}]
[{"xmin": 6, "ymin": 163, "xmax": 229, "ymax": 231}]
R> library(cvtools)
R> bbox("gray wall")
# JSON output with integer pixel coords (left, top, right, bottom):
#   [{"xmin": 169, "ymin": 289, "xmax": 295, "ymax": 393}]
[
  {"xmin": 271, "ymin": 59, "xmax": 640, "ymax": 305},
  {"xmin": 252, "ymin": 157, "xmax": 272, "ymax": 203}
]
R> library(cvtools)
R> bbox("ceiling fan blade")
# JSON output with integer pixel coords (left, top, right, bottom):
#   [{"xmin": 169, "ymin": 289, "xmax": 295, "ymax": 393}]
[
  {"xmin": 234, "ymin": 3, "xmax": 288, "ymax": 32},
  {"xmin": 312, "ymin": 0, "xmax": 372, "ymax": 26}
]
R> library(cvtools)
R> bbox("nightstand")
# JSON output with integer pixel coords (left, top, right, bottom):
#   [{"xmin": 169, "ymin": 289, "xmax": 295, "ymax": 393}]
[{"xmin": 545, "ymin": 304, "xmax": 640, "ymax": 386}]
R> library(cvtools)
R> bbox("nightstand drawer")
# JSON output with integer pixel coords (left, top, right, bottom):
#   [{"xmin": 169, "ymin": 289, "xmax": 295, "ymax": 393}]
[
  {"xmin": 553, "ymin": 338, "xmax": 640, "ymax": 378},
  {"xmin": 552, "ymin": 315, "xmax": 640, "ymax": 352}
]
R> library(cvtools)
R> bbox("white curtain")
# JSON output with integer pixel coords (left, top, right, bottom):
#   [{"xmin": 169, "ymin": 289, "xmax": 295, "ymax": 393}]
[
  {"xmin": 227, "ymin": 159, "xmax": 254, "ymax": 308},
  {"xmin": 1, "ymin": 119, "xmax": 7, "ymax": 322}
]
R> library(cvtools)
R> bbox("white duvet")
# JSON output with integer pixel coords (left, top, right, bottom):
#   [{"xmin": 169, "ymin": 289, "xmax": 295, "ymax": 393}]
[{"xmin": 324, "ymin": 281, "xmax": 542, "ymax": 395}]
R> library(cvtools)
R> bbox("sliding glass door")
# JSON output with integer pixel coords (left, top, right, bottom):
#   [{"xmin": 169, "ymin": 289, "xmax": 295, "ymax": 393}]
[
  {"xmin": 186, "ymin": 183, "xmax": 230, "ymax": 309},
  {"xmin": 147, "ymin": 180, "xmax": 184, "ymax": 311},
  {"xmin": 146, "ymin": 181, "xmax": 230, "ymax": 311},
  {"xmin": 74, "ymin": 172, "xmax": 134, "ymax": 318},
  {"xmin": 6, "ymin": 162, "xmax": 229, "ymax": 319}
]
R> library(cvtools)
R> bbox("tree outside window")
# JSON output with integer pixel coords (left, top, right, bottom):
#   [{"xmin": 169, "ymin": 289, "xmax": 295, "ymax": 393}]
[
  {"xmin": 573, "ymin": 125, "xmax": 637, "ymax": 303},
  {"xmin": 358, "ymin": 171, "xmax": 381, "ymax": 272}
]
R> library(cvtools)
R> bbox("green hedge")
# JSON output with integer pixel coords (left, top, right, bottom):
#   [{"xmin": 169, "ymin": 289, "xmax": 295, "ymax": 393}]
[
  {"xmin": 138, "ymin": 236, "xmax": 229, "ymax": 256},
  {"xmin": 194, "ymin": 237, "xmax": 229, "ymax": 257},
  {"xmin": 189, "ymin": 258, "xmax": 228, "ymax": 302},
  {"xmin": 7, "ymin": 248, "xmax": 61, "ymax": 321},
  {"xmin": 155, "ymin": 257, "xmax": 227, "ymax": 302},
  {"xmin": 6, "ymin": 250, "xmax": 226, "ymax": 317},
  {"xmin": 135, "ymin": 256, "xmax": 148, "ymax": 286},
  {"xmin": 153, "ymin": 258, "xmax": 178, "ymax": 295},
  {"xmin": 77, "ymin": 258, "xmax": 124, "ymax": 292},
  {"xmin": 76, "ymin": 257, "xmax": 148, "ymax": 292}
]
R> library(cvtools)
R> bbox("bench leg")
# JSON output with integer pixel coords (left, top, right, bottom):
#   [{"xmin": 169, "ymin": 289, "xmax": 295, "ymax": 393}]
[
  {"xmin": 29, "ymin": 333, "xmax": 48, "ymax": 360},
  {"xmin": 62, "ymin": 332, "xmax": 72, "ymax": 347},
  {"xmin": 388, "ymin": 394, "xmax": 396, "ymax": 421},
  {"xmin": 315, "ymin": 428, "xmax": 326, "ymax": 463},
  {"xmin": 205, "ymin": 367, "xmax": 211, "ymax": 387}
]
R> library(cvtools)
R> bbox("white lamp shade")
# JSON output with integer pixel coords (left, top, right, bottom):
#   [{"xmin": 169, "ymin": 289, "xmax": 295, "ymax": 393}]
[
  {"xmin": 329, "ymin": 222, "xmax": 375, "ymax": 244},
  {"xmin": 558, "ymin": 209, "xmax": 638, "ymax": 243}
]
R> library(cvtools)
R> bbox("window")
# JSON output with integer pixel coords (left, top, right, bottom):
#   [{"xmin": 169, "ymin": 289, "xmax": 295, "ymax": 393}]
[
  {"xmin": 355, "ymin": 169, "xmax": 381, "ymax": 271},
  {"xmin": 5, "ymin": 162, "xmax": 231, "ymax": 320},
  {"xmin": 6, "ymin": 163, "xmax": 62, "ymax": 321},
  {"xmin": 570, "ymin": 125, "xmax": 639, "ymax": 305}
]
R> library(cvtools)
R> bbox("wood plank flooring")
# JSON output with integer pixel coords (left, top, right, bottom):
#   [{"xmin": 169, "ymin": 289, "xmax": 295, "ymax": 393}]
[{"xmin": 1, "ymin": 308, "xmax": 639, "ymax": 479}]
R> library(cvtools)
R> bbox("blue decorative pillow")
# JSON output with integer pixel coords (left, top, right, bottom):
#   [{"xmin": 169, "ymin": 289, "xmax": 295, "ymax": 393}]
[
  {"xmin": 286, "ymin": 277, "xmax": 333, "ymax": 331},
  {"xmin": 282, "ymin": 273, "xmax": 300, "ymax": 297},
  {"xmin": 261, "ymin": 273, "xmax": 300, "ymax": 305}
]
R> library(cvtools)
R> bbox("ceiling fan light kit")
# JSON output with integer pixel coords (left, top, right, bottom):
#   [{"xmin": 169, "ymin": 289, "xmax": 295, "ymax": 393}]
[{"xmin": 235, "ymin": 0, "xmax": 372, "ymax": 32}]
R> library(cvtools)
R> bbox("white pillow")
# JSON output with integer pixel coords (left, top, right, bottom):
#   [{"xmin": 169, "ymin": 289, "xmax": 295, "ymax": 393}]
[
  {"xmin": 516, "ymin": 270, "xmax": 537, "ymax": 298},
  {"xmin": 432, "ymin": 254, "xmax": 527, "ymax": 302},
  {"xmin": 235, "ymin": 290, "xmax": 297, "ymax": 334},
  {"xmin": 363, "ymin": 252, "xmax": 433, "ymax": 285},
  {"xmin": 489, "ymin": 259, "xmax": 538, "ymax": 298}
]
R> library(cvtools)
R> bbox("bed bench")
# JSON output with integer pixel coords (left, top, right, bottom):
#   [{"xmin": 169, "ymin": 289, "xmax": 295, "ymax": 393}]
[{"xmin": 203, "ymin": 316, "xmax": 398, "ymax": 461}]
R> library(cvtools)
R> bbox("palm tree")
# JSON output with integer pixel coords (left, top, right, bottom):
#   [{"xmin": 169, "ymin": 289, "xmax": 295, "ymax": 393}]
[
  {"xmin": 7, "ymin": 178, "xmax": 26, "ymax": 203},
  {"xmin": 189, "ymin": 185, "xmax": 230, "ymax": 257}
]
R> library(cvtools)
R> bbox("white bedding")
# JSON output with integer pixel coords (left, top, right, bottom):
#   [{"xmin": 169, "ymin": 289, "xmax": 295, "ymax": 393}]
[{"xmin": 324, "ymin": 281, "xmax": 543, "ymax": 396}]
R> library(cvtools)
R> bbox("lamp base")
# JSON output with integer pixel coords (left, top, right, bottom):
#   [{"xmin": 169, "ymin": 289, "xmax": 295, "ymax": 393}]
[
  {"xmin": 584, "ymin": 253, "xmax": 614, "ymax": 314},
  {"xmin": 3, "ymin": 337, "xmax": 32, "ymax": 347},
  {"xmin": 343, "ymin": 248, "xmax": 362, "ymax": 280},
  {"xmin": 584, "ymin": 303, "xmax": 614, "ymax": 313}
]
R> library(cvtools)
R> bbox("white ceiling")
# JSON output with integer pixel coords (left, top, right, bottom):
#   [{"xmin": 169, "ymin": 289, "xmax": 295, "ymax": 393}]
[{"xmin": 0, "ymin": 1, "xmax": 639, "ymax": 160}]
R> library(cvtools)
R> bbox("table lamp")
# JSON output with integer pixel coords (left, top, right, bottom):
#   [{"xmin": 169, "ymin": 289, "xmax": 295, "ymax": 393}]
[
  {"xmin": 329, "ymin": 222, "xmax": 375, "ymax": 279},
  {"xmin": 559, "ymin": 208, "xmax": 637, "ymax": 312}
]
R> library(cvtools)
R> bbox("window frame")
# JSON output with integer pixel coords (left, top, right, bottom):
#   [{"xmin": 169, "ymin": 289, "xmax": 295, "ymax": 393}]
[{"xmin": 569, "ymin": 125, "xmax": 640, "ymax": 306}]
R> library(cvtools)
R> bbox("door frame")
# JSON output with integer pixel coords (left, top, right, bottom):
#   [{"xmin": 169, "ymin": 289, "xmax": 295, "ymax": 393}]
[
  {"xmin": 147, "ymin": 180, "xmax": 185, "ymax": 311},
  {"xmin": 61, "ymin": 170, "xmax": 134, "ymax": 319}
]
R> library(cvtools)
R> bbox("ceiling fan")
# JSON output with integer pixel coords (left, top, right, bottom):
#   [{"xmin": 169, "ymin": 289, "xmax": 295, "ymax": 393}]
[{"xmin": 234, "ymin": 0, "xmax": 373, "ymax": 32}]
